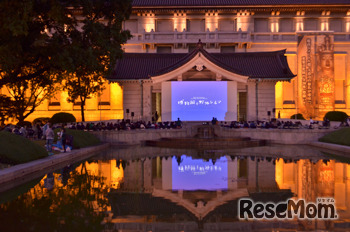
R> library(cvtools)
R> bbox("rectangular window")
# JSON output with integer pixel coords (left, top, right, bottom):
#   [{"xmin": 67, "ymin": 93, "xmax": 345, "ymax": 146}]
[
  {"xmin": 218, "ymin": 19, "xmax": 236, "ymax": 31},
  {"xmin": 220, "ymin": 46, "xmax": 235, "ymax": 53},
  {"xmin": 124, "ymin": 20, "xmax": 138, "ymax": 33},
  {"xmin": 157, "ymin": 46, "xmax": 172, "ymax": 53},
  {"xmin": 330, "ymin": 19, "xmax": 343, "ymax": 32},
  {"xmin": 280, "ymin": 19, "xmax": 294, "ymax": 32},
  {"xmin": 49, "ymin": 92, "xmax": 61, "ymax": 106},
  {"xmin": 187, "ymin": 19, "xmax": 205, "ymax": 32},
  {"xmin": 99, "ymin": 83, "xmax": 110, "ymax": 105},
  {"xmin": 156, "ymin": 19, "xmax": 173, "ymax": 32},
  {"xmin": 254, "ymin": 19, "xmax": 269, "ymax": 32},
  {"xmin": 304, "ymin": 18, "xmax": 318, "ymax": 31}
]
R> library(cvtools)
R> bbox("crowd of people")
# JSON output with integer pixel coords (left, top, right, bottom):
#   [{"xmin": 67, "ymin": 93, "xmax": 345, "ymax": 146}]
[
  {"xmin": 219, "ymin": 117, "xmax": 350, "ymax": 129},
  {"xmin": 2, "ymin": 116, "xmax": 349, "ymax": 140},
  {"xmin": 65, "ymin": 118, "xmax": 183, "ymax": 131}
]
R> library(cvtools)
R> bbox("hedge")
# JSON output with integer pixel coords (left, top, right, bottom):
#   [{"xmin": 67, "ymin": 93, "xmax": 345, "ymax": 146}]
[
  {"xmin": 324, "ymin": 111, "xmax": 348, "ymax": 122},
  {"xmin": 50, "ymin": 112, "xmax": 76, "ymax": 124},
  {"xmin": 290, "ymin": 113, "xmax": 305, "ymax": 120}
]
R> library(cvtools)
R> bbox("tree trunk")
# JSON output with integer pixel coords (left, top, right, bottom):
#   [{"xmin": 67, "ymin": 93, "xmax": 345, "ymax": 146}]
[{"xmin": 80, "ymin": 101, "xmax": 85, "ymax": 122}]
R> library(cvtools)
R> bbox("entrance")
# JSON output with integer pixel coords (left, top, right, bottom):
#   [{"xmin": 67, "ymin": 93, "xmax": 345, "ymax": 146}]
[
  {"xmin": 152, "ymin": 92, "xmax": 161, "ymax": 122},
  {"xmin": 238, "ymin": 92, "xmax": 247, "ymax": 121}
]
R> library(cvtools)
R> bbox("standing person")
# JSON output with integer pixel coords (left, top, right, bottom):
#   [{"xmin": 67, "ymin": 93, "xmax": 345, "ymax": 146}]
[
  {"xmin": 45, "ymin": 123, "xmax": 54, "ymax": 155},
  {"xmin": 60, "ymin": 128, "xmax": 67, "ymax": 152}
]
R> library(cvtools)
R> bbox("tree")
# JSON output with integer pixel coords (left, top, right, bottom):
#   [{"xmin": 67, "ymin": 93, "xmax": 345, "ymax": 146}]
[
  {"xmin": 0, "ymin": 95, "xmax": 16, "ymax": 126},
  {"xmin": 0, "ymin": 0, "xmax": 132, "ymax": 122},
  {"xmin": 5, "ymin": 75, "xmax": 59, "ymax": 123},
  {"xmin": 0, "ymin": 0, "xmax": 73, "ymax": 123},
  {"xmin": 0, "ymin": 0, "xmax": 71, "ymax": 88},
  {"xmin": 62, "ymin": 0, "xmax": 132, "ymax": 121}
]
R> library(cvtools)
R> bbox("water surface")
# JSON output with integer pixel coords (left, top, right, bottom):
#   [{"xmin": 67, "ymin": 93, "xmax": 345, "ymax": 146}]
[{"xmin": 1, "ymin": 145, "xmax": 350, "ymax": 232}]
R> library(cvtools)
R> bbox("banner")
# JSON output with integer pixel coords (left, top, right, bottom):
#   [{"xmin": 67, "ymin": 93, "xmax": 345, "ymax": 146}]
[{"xmin": 297, "ymin": 34, "xmax": 335, "ymax": 119}]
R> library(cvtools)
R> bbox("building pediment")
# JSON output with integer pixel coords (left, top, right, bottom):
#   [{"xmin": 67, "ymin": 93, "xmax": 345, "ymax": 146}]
[
  {"xmin": 109, "ymin": 43, "xmax": 295, "ymax": 82},
  {"xmin": 151, "ymin": 50, "xmax": 249, "ymax": 84}
]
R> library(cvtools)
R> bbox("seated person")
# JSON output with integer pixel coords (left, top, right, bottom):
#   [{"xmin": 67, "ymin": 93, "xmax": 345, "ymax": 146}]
[{"xmin": 249, "ymin": 121, "xmax": 256, "ymax": 128}]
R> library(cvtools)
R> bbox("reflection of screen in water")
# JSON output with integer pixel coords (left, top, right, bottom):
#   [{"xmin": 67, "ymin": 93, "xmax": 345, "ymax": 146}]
[
  {"xmin": 172, "ymin": 155, "xmax": 228, "ymax": 190},
  {"xmin": 171, "ymin": 81, "xmax": 228, "ymax": 121}
]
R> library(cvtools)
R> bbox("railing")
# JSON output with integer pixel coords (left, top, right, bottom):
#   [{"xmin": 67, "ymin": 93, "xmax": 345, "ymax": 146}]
[
  {"xmin": 127, "ymin": 30, "xmax": 251, "ymax": 44},
  {"xmin": 127, "ymin": 31, "xmax": 350, "ymax": 45}
]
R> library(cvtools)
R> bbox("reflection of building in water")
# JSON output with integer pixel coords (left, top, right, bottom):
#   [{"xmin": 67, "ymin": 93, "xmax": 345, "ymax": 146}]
[
  {"xmin": 113, "ymin": 156, "xmax": 279, "ymax": 221},
  {"xmin": 119, "ymin": 156, "xmax": 277, "ymax": 192},
  {"xmin": 84, "ymin": 160, "xmax": 124, "ymax": 189},
  {"xmin": 276, "ymin": 159, "xmax": 350, "ymax": 218}
]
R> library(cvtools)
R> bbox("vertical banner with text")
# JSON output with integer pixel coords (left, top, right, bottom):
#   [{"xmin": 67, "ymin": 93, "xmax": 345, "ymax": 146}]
[{"xmin": 297, "ymin": 34, "xmax": 335, "ymax": 119}]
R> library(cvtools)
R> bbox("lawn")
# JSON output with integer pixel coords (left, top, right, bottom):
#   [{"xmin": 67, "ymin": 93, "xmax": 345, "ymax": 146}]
[
  {"xmin": 0, "ymin": 129, "xmax": 101, "ymax": 165},
  {"xmin": 0, "ymin": 131, "xmax": 47, "ymax": 165},
  {"xmin": 318, "ymin": 128, "xmax": 350, "ymax": 146},
  {"xmin": 53, "ymin": 129, "xmax": 101, "ymax": 149}
]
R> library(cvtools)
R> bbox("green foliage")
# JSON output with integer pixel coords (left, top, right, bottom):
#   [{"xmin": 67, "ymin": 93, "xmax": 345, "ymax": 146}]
[
  {"xmin": 0, "ymin": 94, "xmax": 16, "ymax": 126},
  {"xmin": 0, "ymin": 0, "xmax": 132, "ymax": 122},
  {"xmin": 62, "ymin": 0, "xmax": 132, "ymax": 121},
  {"xmin": 319, "ymin": 128, "xmax": 350, "ymax": 146},
  {"xmin": 0, "ymin": 131, "xmax": 47, "ymax": 164},
  {"xmin": 33, "ymin": 117, "xmax": 50, "ymax": 125},
  {"xmin": 16, "ymin": 121, "xmax": 32, "ymax": 128},
  {"xmin": 5, "ymin": 75, "xmax": 59, "ymax": 123},
  {"xmin": 324, "ymin": 111, "xmax": 348, "ymax": 122},
  {"xmin": 290, "ymin": 113, "xmax": 305, "ymax": 120},
  {"xmin": 50, "ymin": 112, "xmax": 76, "ymax": 124},
  {"xmin": 53, "ymin": 128, "xmax": 100, "ymax": 149},
  {"xmin": 0, "ymin": 163, "xmax": 110, "ymax": 231}
]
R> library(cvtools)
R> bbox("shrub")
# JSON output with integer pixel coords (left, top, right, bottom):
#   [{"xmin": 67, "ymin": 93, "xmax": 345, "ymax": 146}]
[
  {"xmin": 290, "ymin": 113, "xmax": 305, "ymax": 120},
  {"xmin": 33, "ymin": 117, "xmax": 50, "ymax": 125},
  {"xmin": 16, "ymin": 121, "xmax": 32, "ymax": 127},
  {"xmin": 324, "ymin": 111, "xmax": 348, "ymax": 122},
  {"xmin": 50, "ymin": 112, "xmax": 76, "ymax": 124}
]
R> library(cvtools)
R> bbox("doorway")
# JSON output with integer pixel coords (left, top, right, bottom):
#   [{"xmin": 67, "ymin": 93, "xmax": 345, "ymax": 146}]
[
  {"xmin": 152, "ymin": 92, "xmax": 161, "ymax": 122},
  {"xmin": 238, "ymin": 92, "xmax": 247, "ymax": 121}
]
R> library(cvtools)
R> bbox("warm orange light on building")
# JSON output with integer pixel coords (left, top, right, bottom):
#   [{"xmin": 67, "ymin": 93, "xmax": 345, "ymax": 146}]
[{"xmin": 174, "ymin": 12, "xmax": 187, "ymax": 31}]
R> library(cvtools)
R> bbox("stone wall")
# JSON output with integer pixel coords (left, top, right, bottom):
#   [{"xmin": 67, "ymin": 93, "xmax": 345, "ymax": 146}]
[{"xmin": 92, "ymin": 126, "xmax": 336, "ymax": 145}]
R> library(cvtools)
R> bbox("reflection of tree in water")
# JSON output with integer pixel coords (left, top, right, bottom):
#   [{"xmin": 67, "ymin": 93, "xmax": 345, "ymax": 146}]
[{"xmin": 0, "ymin": 162, "xmax": 111, "ymax": 232}]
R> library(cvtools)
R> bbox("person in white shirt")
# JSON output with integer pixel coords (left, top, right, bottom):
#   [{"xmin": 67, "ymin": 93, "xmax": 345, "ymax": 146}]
[{"xmin": 45, "ymin": 123, "xmax": 54, "ymax": 153}]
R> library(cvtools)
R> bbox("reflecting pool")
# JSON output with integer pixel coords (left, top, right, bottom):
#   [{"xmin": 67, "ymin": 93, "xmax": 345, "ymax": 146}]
[{"xmin": 1, "ymin": 145, "xmax": 350, "ymax": 231}]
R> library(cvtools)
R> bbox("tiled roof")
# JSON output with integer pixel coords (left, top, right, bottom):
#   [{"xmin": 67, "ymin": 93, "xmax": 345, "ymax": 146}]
[
  {"xmin": 110, "ymin": 46, "xmax": 295, "ymax": 81},
  {"xmin": 132, "ymin": 0, "xmax": 350, "ymax": 7}
]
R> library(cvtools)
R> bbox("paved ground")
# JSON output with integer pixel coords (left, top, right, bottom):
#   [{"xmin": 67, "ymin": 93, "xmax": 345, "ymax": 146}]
[
  {"xmin": 0, "ymin": 143, "xmax": 109, "ymax": 192},
  {"xmin": 310, "ymin": 141, "xmax": 350, "ymax": 155}
]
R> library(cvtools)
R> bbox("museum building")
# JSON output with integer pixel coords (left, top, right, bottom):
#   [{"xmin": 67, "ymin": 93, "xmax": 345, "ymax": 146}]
[{"xmin": 4, "ymin": 0, "xmax": 350, "ymax": 122}]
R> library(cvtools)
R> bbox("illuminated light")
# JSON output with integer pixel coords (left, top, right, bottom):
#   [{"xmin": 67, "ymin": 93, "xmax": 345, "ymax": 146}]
[
  {"xmin": 205, "ymin": 11, "xmax": 218, "ymax": 32},
  {"xmin": 296, "ymin": 20, "xmax": 304, "ymax": 31},
  {"xmin": 346, "ymin": 20, "xmax": 350, "ymax": 32},
  {"xmin": 111, "ymin": 160, "xmax": 124, "ymax": 189},
  {"xmin": 275, "ymin": 159, "xmax": 284, "ymax": 188},
  {"xmin": 275, "ymin": 82, "xmax": 283, "ymax": 114},
  {"xmin": 110, "ymin": 82, "xmax": 123, "ymax": 112},
  {"xmin": 174, "ymin": 13, "xmax": 187, "ymax": 32}
]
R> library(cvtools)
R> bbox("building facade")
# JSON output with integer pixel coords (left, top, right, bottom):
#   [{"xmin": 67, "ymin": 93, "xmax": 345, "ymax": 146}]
[{"xmin": 3, "ymin": 0, "xmax": 350, "ymax": 122}]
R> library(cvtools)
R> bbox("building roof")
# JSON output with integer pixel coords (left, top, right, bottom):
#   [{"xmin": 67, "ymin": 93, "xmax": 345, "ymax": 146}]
[
  {"xmin": 110, "ymin": 44, "xmax": 295, "ymax": 81},
  {"xmin": 132, "ymin": 0, "xmax": 350, "ymax": 7}
]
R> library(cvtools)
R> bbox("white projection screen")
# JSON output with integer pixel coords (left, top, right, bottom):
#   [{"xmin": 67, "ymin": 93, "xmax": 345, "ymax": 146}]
[{"xmin": 161, "ymin": 81, "xmax": 237, "ymax": 121}]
